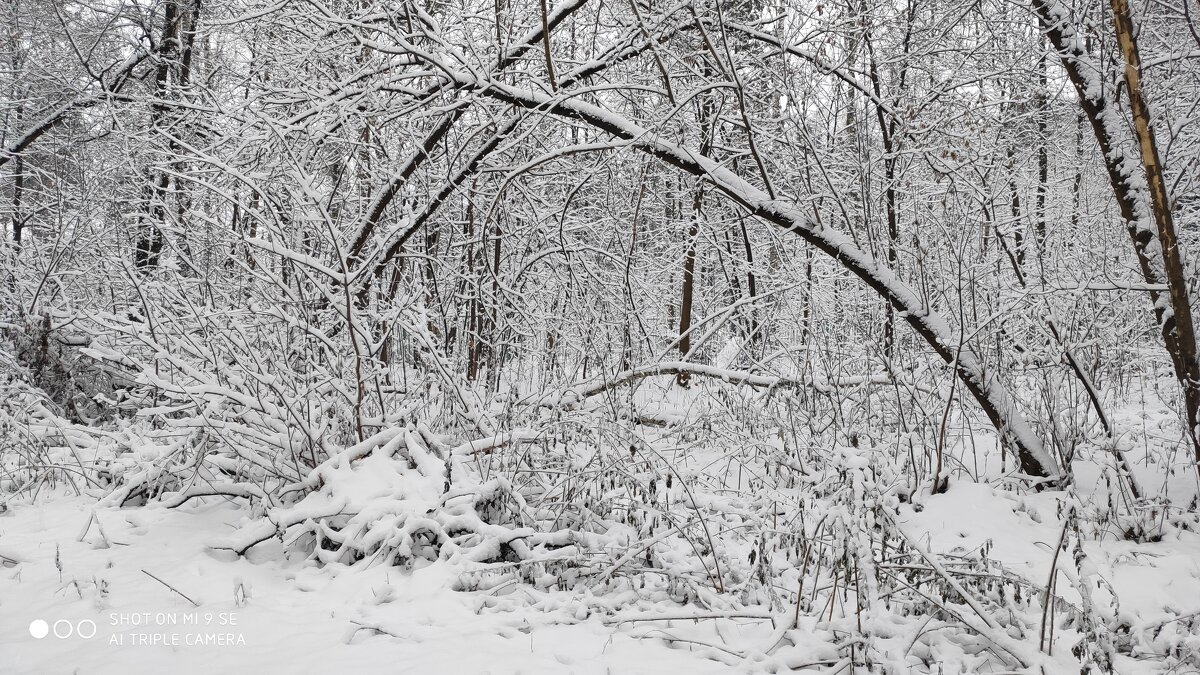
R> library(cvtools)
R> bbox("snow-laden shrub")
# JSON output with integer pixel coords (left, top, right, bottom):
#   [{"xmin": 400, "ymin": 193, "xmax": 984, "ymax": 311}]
[
  {"xmin": 4, "ymin": 271, "xmax": 1188, "ymax": 674},
  {"xmin": 199, "ymin": 425, "xmax": 582, "ymax": 568}
]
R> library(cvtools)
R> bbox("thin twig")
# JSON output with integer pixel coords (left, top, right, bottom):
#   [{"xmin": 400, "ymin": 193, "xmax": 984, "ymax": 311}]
[{"xmin": 141, "ymin": 569, "xmax": 200, "ymax": 607}]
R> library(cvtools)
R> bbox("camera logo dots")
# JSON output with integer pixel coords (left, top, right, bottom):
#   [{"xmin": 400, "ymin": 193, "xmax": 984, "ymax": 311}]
[{"xmin": 29, "ymin": 619, "xmax": 96, "ymax": 640}]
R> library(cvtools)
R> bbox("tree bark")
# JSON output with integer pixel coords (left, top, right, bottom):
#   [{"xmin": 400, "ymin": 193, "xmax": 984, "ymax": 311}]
[
  {"xmin": 11, "ymin": 154, "xmax": 23, "ymax": 246},
  {"xmin": 1034, "ymin": 0, "xmax": 1200, "ymax": 473},
  {"xmin": 676, "ymin": 61, "xmax": 717, "ymax": 385},
  {"xmin": 1110, "ymin": 0, "xmax": 1200, "ymax": 471}
]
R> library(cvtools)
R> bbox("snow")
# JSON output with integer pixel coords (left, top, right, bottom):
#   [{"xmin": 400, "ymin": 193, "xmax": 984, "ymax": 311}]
[
  {"xmin": 443, "ymin": 66, "xmax": 1061, "ymax": 480},
  {"xmin": 3, "ymin": 375, "xmax": 1200, "ymax": 674},
  {"xmin": 5, "ymin": 0, "xmax": 1200, "ymax": 671},
  {"xmin": 0, "ymin": 497, "xmax": 733, "ymax": 675}
]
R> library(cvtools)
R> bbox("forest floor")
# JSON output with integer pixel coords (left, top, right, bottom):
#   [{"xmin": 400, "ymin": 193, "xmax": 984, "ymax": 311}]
[
  {"xmin": 3, "ymin": 474, "xmax": 1199, "ymax": 673},
  {"xmin": 2, "ymin": 382, "xmax": 1200, "ymax": 674},
  {"xmin": 0, "ymin": 494, "xmax": 742, "ymax": 674}
]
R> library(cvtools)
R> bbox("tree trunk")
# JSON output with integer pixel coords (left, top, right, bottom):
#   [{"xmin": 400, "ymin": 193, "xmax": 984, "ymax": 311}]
[
  {"xmin": 135, "ymin": 0, "xmax": 185, "ymax": 271},
  {"xmin": 11, "ymin": 154, "xmax": 23, "ymax": 246},
  {"xmin": 676, "ymin": 65, "xmax": 717, "ymax": 384},
  {"xmin": 1034, "ymin": 0, "xmax": 1200, "ymax": 474},
  {"xmin": 1035, "ymin": 47, "xmax": 1049, "ymax": 280},
  {"xmin": 1109, "ymin": 0, "xmax": 1200, "ymax": 470}
]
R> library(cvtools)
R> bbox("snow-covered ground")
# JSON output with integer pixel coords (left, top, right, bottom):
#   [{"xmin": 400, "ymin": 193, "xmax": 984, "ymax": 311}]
[
  {"xmin": 0, "ymin": 495, "xmax": 738, "ymax": 674},
  {"xmin": 4, "ymin": 471, "xmax": 1198, "ymax": 673},
  {"xmin": 3, "ymin": 372, "xmax": 1200, "ymax": 674}
]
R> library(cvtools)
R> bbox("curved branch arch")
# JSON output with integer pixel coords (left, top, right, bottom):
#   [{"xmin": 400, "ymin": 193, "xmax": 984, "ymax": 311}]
[
  {"xmin": 421, "ymin": 72, "xmax": 1061, "ymax": 479},
  {"xmin": 298, "ymin": 0, "xmax": 1059, "ymax": 479}
]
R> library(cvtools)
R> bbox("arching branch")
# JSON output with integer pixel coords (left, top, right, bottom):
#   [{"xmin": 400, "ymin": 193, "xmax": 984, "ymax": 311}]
[{"xmin": 441, "ymin": 73, "xmax": 1060, "ymax": 479}]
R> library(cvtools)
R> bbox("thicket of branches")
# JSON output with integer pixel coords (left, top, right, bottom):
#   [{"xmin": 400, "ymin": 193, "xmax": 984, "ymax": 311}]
[{"xmin": 3, "ymin": 0, "xmax": 1200, "ymax": 669}]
